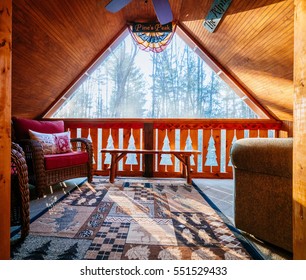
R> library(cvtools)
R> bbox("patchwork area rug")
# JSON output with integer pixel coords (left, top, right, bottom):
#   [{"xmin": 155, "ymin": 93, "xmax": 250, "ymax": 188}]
[{"xmin": 11, "ymin": 177, "xmax": 263, "ymax": 260}]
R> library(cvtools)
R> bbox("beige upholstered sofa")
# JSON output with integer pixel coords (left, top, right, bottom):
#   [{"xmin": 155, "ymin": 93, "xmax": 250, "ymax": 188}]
[{"xmin": 230, "ymin": 137, "xmax": 293, "ymax": 252}]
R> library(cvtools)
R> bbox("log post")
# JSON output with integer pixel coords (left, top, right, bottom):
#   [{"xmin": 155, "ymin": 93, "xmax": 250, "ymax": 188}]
[
  {"xmin": 293, "ymin": 0, "xmax": 306, "ymax": 260},
  {"xmin": 0, "ymin": 0, "xmax": 12, "ymax": 260}
]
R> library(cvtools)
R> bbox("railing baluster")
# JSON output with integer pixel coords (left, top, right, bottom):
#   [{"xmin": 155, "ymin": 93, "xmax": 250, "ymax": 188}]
[
  {"xmin": 97, "ymin": 128, "xmax": 102, "ymax": 171},
  {"xmin": 102, "ymin": 128, "xmax": 111, "ymax": 170},
  {"xmin": 90, "ymin": 128, "xmax": 98, "ymax": 172},
  {"xmin": 133, "ymin": 128, "xmax": 142, "ymax": 172},
  {"xmin": 188, "ymin": 129, "xmax": 198, "ymax": 169},
  {"xmin": 249, "ymin": 129, "xmax": 259, "ymax": 138},
  {"xmin": 202, "ymin": 129, "xmax": 211, "ymax": 174},
  {"xmin": 63, "ymin": 119, "xmax": 282, "ymax": 179},
  {"xmin": 212, "ymin": 129, "xmax": 221, "ymax": 174},
  {"xmin": 167, "ymin": 129, "xmax": 175, "ymax": 173},
  {"xmin": 236, "ymin": 129, "xmax": 245, "ymax": 140},
  {"xmin": 180, "ymin": 129, "xmax": 188, "ymax": 174},
  {"xmin": 259, "ymin": 129, "xmax": 268, "ymax": 138},
  {"xmin": 123, "ymin": 128, "xmax": 131, "ymax": 171},
  {"xmin": 225, "ymin": 129, "xmax": 235, "ymax": 173},
  {"xmin": 156, "ymin": 128, "xmax": 166, "ymax": 172}
]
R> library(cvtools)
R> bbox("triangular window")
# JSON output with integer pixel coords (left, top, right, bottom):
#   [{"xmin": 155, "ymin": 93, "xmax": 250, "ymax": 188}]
[{"xmin": 46, "ymin": 26, "xmax": 269, "ymax": 119}]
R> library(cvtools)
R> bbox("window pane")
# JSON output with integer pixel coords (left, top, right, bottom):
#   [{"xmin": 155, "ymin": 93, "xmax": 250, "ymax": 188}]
[{"xmin": 52, "ymin": 32, "xmax": 258, "ymax": 119}]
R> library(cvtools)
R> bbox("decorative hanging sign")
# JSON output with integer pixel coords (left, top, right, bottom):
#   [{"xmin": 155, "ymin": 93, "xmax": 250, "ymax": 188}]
[
  {"xmin": 203, "ymin": 0, "xmax": 232, "ymax": 33},
  {"xmin": 132, "ymin": 22, "xmax": 172, "ymax": 33},
  {"xmin": 129, "ymin": 23, "xmax": 176, "ymax": 53}
]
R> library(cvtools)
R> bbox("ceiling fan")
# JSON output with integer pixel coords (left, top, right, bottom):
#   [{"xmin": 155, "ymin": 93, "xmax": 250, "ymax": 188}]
[{"xmin": 105, "ymin": 0, "xmax": 173, "ymax": 25}]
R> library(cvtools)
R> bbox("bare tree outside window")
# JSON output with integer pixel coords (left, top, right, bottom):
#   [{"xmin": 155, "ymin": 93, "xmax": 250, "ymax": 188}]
[{"xmin": 53, "ymin": 33, "xmax": 258, "ymax": 119}]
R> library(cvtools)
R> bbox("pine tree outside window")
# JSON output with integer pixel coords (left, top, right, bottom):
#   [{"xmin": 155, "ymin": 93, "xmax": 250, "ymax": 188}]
[{"xmin": 46, "ymin": 26, "xmax": 265, "ymax": 119}]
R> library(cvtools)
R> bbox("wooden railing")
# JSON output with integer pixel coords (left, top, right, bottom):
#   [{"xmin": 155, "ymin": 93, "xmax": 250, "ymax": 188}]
[{"xmin": 61, "ymin": 118, "xmax": 283, "ymax": 179}]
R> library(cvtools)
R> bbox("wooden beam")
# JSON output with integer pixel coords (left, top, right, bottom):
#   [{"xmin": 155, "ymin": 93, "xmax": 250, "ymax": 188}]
[
  {"xmin": 293, "ymin": 0, "xmax": 306, "ymax": 260},
  {"xmin": 0, "ymin": 0, "xmax": 12, "ymax": 260}
]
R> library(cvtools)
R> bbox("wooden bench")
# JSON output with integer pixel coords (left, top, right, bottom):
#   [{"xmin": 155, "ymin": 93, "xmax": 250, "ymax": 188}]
[{"xmin": 100, "ymin": 149, "xmax": 201, "ymax": 184}]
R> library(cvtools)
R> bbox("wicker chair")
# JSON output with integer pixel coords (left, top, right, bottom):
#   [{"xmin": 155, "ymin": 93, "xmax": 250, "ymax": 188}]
[
  {"xmin": 11, "ymin": 142, "xmax": 30, "ymax": 239},
  {"xmin": 12, "ymin": 117, "xmax": 93, "ymax": 198}
]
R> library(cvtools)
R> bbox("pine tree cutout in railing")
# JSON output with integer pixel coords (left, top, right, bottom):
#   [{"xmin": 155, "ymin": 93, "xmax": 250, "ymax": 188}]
[
  {"xmin": 104, "ymin": 129, "xmax": 114, "ymax": 164},
  {"xmin": 160, "ymin": 130, "xmax": 173, "ymax": 166},
  {"xmin": 228, "ymin": 132, "xmax": 237, "ymax": 167},
  {"xmin": 205, "ymin": 131, "xmax": 218, "ymax": 167},
  {"xmin": 185, "ymin": 130, "xmax": 195, "ymax": 166},
  {"xmin": 126, "ymin": 129, "xmax": 138, "ymax": 165}
]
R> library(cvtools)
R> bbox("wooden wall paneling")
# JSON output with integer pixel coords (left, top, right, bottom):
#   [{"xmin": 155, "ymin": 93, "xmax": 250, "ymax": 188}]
[
  {"xmin": 11, "ymin": 0, "xmax": 295, "ymax": 122},
  {"xmin": 281, "ymin": 120, "xmax": 294, "ymax": 137},
  {"xmin": 0, "ymin": 0, "xmax": 12, "ymax": 260},
  {"xmin": 293, "ymin": 0, "xmax": 306, "ymax": 260},
  {"xmin": 180, "ymin": 0, "xmax": 294, "ymax": 121}
]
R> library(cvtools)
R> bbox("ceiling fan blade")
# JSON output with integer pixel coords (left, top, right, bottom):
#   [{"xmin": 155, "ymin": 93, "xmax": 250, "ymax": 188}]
[
  {"xmin": 105, "ymin": 0, "xmax": 132, "ymax": 13},
  {"xmin": 152, "ymin": 0, "xmax": 173, "ymax": 25}
]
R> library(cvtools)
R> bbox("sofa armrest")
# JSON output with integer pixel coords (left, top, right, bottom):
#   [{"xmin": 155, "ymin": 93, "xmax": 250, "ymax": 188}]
[{"xmin": 230, "ymin": 138, "xmax": 293, "ymax": 178}]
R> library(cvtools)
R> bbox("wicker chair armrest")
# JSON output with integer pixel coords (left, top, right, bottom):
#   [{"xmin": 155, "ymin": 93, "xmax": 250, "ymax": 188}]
[
  {"xmin": 12, "ymin": 142, "xmax": 25, "ymax": 155},
  {"xmin": 17, "ymin": 139, "xmax": 45, "ymax": 174},
  {"xmin": 11, "ymin": 142, "xmax": 30, "ymax": 238},
  {"xmin": 18, "ymin": 139, "xmax": 44, "ymax": 158},
  {"xmin": 70, "ymin": 137, "xmax": 92, "ymax": 153}
]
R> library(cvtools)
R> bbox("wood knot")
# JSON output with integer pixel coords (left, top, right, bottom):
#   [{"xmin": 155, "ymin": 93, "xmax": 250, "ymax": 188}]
[{"xmin": 0, "ymin": 40, "xmax": 6, "ymax": 48}]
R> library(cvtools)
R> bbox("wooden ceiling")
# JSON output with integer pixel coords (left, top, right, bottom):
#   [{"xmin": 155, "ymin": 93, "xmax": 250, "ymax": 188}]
[{"xmin": 12, "ymin": 0, "xmax": 294, "ymax": 121}]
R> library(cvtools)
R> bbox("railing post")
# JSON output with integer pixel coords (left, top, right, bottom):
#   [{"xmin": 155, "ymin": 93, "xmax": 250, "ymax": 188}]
[{"xmin": 144, "ymin": 123, "xmax": 154, "ymax": 177}]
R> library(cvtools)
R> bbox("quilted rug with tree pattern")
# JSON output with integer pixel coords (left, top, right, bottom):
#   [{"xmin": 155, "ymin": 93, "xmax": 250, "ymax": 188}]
[{"xmin": 11, "ymin": 177, "xmax": 262, "ymax": 260}]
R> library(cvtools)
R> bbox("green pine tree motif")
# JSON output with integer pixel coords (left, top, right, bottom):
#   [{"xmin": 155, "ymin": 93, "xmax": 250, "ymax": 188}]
[
  {"xmin": 57, "ymin": 243, "xmax": 79, "ymax": 260},
  {"xmin": 24, "ymin": 240, "xmax": 51, "ymax": 260}
]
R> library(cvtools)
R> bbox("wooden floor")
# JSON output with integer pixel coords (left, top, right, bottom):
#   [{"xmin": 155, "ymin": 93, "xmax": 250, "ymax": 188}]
[{"xmin": 12, "ymin": 177, "xmax": 293, "ymax": 260}]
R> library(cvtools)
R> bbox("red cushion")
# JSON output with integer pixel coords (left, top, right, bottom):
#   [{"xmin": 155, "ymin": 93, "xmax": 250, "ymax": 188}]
[
  {"xmin": 12, "ymin": 117, "xmax": 64, "ymax": 140},
  {"xmin": 44, "ymin": 151, "xmax": 89, "ymax": 170}
]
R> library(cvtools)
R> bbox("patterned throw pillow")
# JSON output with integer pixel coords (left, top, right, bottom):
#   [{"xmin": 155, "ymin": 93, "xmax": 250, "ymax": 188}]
[
  {"xmin": 29, "ymin": 130, "xmax": 57, "ymax": 155},
  {"xmin": 53, "ymin": 131, "xmax": 72, "ymax": 153},
  {"xmin": 28, "ymin": 130, "xmax": 72, "ymax": 154}
]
